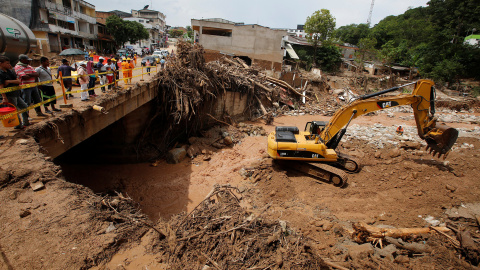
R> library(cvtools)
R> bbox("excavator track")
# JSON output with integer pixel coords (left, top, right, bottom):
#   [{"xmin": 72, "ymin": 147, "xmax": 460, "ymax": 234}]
[
  {"xmin": 335, "ymin": 153, "xmax": 362, "ymax": 173},
  {"xmin": 275, "ymin": 160, "xmax": 348, "ymax": 188}
]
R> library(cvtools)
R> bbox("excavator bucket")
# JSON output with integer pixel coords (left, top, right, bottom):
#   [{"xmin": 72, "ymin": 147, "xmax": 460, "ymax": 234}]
[{"xmin": 425, "ymin": 123, "xmax": 459, "ymax": 159}]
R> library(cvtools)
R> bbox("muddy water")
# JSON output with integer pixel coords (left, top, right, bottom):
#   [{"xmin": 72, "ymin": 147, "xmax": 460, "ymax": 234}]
[
  {"xmin": 61, "ymin": 135, "xmax": 267, "ymax": 221},
  {"xmin": 61, "ymin": 113, "xmax": 478, "ymax": 221}
]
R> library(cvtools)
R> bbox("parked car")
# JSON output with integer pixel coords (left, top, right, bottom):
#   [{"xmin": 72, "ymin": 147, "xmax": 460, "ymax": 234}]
[
  {"xmin": 152, "ymin": 50, "xmax": 163, "ymax": 58},
  {"xmin": 141, "ymin": 56, "xmax": 157, "ymax": 66}
]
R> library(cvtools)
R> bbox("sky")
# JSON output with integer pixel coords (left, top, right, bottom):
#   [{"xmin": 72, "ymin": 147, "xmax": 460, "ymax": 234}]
[{"xmin": 91, "ymin": 0, "xmax": 430, "ymax": 29}]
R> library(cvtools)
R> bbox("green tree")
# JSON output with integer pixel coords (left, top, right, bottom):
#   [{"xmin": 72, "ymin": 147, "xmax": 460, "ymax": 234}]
[
  {"xmin": 305, "ymin": 9, "xmax": 336, "ymax": 67},
  {"xmin": 106, "ymin": 15, "xmax": 149, "ymax": 47},
  {"xmin": 169, "ymin": 29, "xmax": 184, "ymax": 38},
  {"xmin": 335, "ymin": 23, "xmax": 370, "ymax": 45},
  {"xmin": 186, "ymin": 26, "xmax": 193, "ymax": 38}
]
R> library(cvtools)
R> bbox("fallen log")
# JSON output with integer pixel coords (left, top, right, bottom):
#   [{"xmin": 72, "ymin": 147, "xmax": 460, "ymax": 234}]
[
  {"xmin": 352, "ymin": 222, "xmax": 451, "ymax": 242},
  {"xmin": 234, "ymin": 57, "xmax": 250, "ymax": 69},
  {"xmin": 222, "ymin": 57, "xmax": 242, "ymax": 68},
  {"xmin": 385, "ymin": 236, "xmax": 432, "ymax": 253},
  {"xmin": 248, "ymin": 78, "xmax": 272, "ymax": 93},
  {"xmin": 255, "ymin": 95, "xmax": 268, "ymax": 115},
  {"xmin": 266, "ymin": 76, "xmax": 310, "ymax": 100}
]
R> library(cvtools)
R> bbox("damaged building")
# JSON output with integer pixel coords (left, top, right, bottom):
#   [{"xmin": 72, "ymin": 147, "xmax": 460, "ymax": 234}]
[{"xmin": 191, "ymin": 18, "xmax": 286, "ymax": 73}]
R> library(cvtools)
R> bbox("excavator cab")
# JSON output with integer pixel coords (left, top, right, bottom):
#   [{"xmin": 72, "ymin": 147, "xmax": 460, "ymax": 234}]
[{"xmin": 304, "ymin": 121, "xmax": 328, "ymax": 140}]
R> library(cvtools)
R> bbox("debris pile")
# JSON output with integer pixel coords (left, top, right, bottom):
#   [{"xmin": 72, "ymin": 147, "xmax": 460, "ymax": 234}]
[
  {"xmin": 155, "ymin": 185, "xmax": 328, "ymax": 269},
  {"xmin": 138, "ymin": 41, "xmax": 302, "ymax": 156}
]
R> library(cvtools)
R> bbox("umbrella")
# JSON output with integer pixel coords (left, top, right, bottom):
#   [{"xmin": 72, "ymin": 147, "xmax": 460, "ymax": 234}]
[{"xmin": 59, "ymin": 48, "xmax": 85, "ymax": 56}]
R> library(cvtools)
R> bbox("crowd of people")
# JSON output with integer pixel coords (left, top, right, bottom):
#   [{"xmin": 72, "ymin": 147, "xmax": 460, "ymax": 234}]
[{"xmin": 0, "ymin": 49, "xmax": 171, "ymax": 130}]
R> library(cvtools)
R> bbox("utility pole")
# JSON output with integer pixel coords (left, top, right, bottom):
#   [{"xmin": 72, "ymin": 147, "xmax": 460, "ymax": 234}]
[{"xmin": 367, "ymin": 0, "xmax": 375, "ymax": 26}]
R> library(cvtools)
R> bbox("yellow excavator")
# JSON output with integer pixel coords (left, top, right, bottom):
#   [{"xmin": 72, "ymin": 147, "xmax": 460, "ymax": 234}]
[{"xmin": 267, "ymin": 79, "xmax": 459, "ymax": 187}]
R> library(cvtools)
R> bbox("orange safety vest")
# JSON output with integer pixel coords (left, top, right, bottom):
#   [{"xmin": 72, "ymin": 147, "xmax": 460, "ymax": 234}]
[{"xmin": 121, "ymin": 62, "xmax": 129, "ymax": 72}]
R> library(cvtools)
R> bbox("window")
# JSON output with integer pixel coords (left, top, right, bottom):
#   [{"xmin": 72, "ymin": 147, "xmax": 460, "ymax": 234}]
[
  {"xmin": 139, "ymin": 20, "xmax": 144, "ymax": 23},
  {"xmin": 202, "ymin": 27, "xmax": 232, "ymax": 37}
]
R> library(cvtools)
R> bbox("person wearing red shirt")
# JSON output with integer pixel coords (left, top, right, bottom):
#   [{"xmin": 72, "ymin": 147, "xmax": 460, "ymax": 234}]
[{"xmin": 14, "ymin": 54, "xmax": 46, "ymax": 117}]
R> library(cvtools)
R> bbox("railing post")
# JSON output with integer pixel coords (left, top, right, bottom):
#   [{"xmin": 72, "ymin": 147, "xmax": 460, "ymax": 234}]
[{"xmin": 59, "ymin": 71, "xmax": 67, "ymax": 104}]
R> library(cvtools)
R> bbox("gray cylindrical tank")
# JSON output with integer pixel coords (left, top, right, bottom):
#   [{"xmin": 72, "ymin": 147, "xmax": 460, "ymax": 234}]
[{"xmin": 0, "ymin": 12, "xmax": 37, "ymax": 64}]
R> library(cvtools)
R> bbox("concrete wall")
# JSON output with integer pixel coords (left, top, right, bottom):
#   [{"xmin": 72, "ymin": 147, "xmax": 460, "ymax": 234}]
[
  {"xmin": 0, "ymin": 0, "xmax": 33, "ymax": 27},
  {"xmin": 192, "ymin": 19, "xmax": 286, "ymax": 67}
]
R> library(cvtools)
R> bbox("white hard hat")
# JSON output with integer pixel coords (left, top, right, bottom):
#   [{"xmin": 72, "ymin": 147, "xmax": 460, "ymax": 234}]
[{"xmin": 99, "ymin": 57, "xmax": 104, "ymax": 60}]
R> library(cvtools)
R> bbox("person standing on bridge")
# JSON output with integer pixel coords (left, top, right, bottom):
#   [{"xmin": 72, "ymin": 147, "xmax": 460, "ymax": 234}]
[
  {"xmin": 35, "ymin": 57, "xmax": 61, "ymax": 113},
  {"xmin": 77, "ymin": 62, "xmax": 89, "ymax": 101},
  {"xmin": 127, "ymin": 58, "xmax": 134, "ymax": 84},
  {"xmin": 86, "ymin": 59, "xmax": 97, "ymax": 97},
  {"xmin": 15, "ymin": 54, "xmax": 46, "ymax": 117},
  {"xmin": 57, "ymin": 59, "xmax": 76, "ymax": 99},
  {"xmin": 0, "ymin": 56, "xmax": 29, "ymax": 129},
  {"xmin": 121, "ymin": 58, "xmax": 129, "ymax": 84}
]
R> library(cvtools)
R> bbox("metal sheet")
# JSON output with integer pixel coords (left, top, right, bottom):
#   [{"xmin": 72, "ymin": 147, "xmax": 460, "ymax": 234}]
[{"xmin": 285, "ymin": 43, "xmax": 299, "ymax": 59}]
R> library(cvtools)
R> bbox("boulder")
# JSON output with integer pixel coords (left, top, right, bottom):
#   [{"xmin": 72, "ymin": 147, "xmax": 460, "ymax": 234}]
[
  {"xmin": 347, "ymin": 243, "xmax": 374, "ymax": 260},
  {"xmin": 390, "ymin": 148, "xmax": 401, "ymax": 158},
  {"xmin": 166, "ymin": 148, "xmax": 187, "ymax": 164}
]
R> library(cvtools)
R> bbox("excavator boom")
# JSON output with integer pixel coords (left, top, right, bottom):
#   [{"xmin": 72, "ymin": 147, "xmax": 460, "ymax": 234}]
[{"xmin": 320, "ymin": 80, "xmax": 458, "ymax": 158}]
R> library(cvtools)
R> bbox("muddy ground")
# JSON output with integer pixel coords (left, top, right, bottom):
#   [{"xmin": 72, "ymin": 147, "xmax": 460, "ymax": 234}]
[{"xmin": 1, "ymin": 105, "xmax": 479, "ymax": 269}]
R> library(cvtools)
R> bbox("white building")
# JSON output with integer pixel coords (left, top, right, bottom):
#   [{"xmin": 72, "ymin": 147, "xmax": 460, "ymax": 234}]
[
  {"xmin": 287, "ymin": 25, "xmax": 306, "ymax": 38},
  {"xmin": 124, "ymin": 17, "xmax": 160, "ymax": 51}
]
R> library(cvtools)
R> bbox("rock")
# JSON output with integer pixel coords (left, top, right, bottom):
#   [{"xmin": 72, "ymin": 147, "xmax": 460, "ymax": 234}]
[
  {"xmin": 212, "ymin": 143, "xmax": 223, "ymax": 149},
  {"xmin": 279, "ymin": 220, "xmax": 287, "ymax": 232},
  {"xmin": 188, "ymin": 137, "xmax": 198, "ymax": 145},
  {"xmin": 0, "ymin": 169, "xmax": 9, "ymax": 186},
  {"xmin": 9, "ymin": 190, "xmax": 18, "ymax": 200},
  {"xmin": 269, "ymin": 190, "xmax": 276, "ymax": 197},
  {"xmin": 110, "ymin": 199, "xmax": 120, "ymax": 208},
  {"xmin": 412, "ymin": 172, "xmax": 418, "ymax": 179},
  {"xmin": 445, "ymin": 184, "xmax": 457, "ymax": 192},
  {"xmin": 322, "ymin": 220, "xmax": 334, "ymax": 231},
  {"xmin": 30, "ymin": 181, "xmax": 45, "ymax": 191},
  {"xmin": 375, "ymin": 244, "xmax": 397, "ymax": 258},
  {"xmin": 202, "ymin": 265, "xmax": 213, "ymax": 270},
  {"xmin": 223, "ymin": 136, "xmax": 233, "ymax": 145},
  {"xmin": 374, "ymin": 151, "xmax": 382, "ymax": 159},
  {"xmin": 390, "ymin": 148, "xmax": 401, "ymax": 158},
  {"xmin": 414, "ymin": 190, "xmax": 423, "ymax": 196},
  {"xmin": 19, "ymin": 210, "xmax": 31, "ymax": 218},
  {"xmin": 314, "ymin": 220, "xmax": 325, "ymax": 227},
  {"xmin": 445, "ymin": 203, "xmax": 480, "ymax": 221},
  {"xmin": 187, "ymin": 145, "xmax": 199, "ymax": 158},
  {"xmin": 347, "ymin": 243, "xmax": 374, "ymax": 260},
  {"xmin": 105, "ymin": 222, "xmax": 116, "ymax": 233},
  {"xmin": 394, "ymin": 255, "xmax": 410, "ymax": 264},
  {"xmin": 166, "ymin": 148, "xmax": 187, "ymax": 164},
  {"xmin": 16, "ymin": 139, "xmax": 29, "ymax": 145},
  {"xmin": 400, "ymin": 142, "xmax": 422, "ymax": 150}
]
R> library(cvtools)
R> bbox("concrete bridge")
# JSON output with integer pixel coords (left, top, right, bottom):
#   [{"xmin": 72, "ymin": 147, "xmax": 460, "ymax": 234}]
[{"xmin": 31, "ymin": 78, "xmax": 248, "ymax": 159}]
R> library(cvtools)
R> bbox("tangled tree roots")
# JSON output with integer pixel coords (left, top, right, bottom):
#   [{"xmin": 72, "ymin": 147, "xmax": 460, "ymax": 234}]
[{"xmin": 156, "ymin": 185, "xmax": 329, "ymax": 269}]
